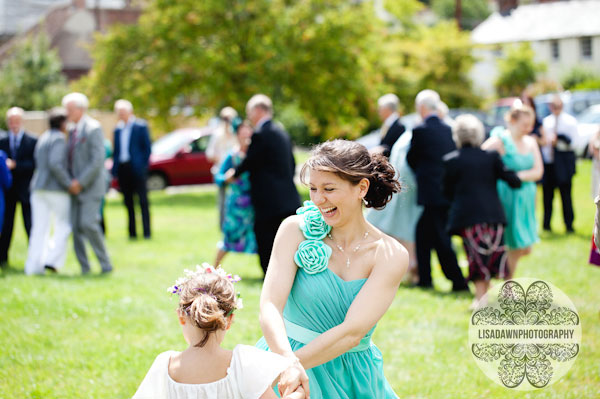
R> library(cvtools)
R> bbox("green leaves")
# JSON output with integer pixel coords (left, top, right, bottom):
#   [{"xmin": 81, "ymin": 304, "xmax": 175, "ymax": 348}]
[{"xmin": 495, "ymin": 43, "xmax": 547, "ymax": 98}]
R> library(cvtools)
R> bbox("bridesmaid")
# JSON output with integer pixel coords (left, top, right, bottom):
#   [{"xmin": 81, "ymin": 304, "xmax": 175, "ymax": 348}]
[
  {"xmin": 482, "ymin": 102, "xmax": 544, "ymax": 279},
  {"xmin": 257, "ymin": 140, "xmax": 408, "ymax": 398}
]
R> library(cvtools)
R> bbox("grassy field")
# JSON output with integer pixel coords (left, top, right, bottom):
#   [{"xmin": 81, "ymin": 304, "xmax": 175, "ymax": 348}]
[{"xmin": 1, "ymin": 160, "xmax": 599, "ymax": 398}]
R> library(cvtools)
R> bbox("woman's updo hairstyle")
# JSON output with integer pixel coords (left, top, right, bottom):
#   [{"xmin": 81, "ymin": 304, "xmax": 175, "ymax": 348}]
[
  {"xmin": 300, "ymin": 139, "xmax": 401, "ymax": 209},
  {"xmin": 176, "ymin": 271, "xmax": 237, "ymax": 347}
]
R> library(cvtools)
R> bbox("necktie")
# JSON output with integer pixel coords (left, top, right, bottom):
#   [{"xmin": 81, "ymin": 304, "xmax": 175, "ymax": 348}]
[
  {"xmin": 68, "ymin": 128, "xmax": 77, "ymax": 170},
  {"xmin": 10, "ymin": 135, "xmax": 17, "ymax": 159}
]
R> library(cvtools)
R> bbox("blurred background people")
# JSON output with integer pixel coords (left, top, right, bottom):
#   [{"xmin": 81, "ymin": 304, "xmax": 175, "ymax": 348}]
[
  {"xmin": 482, "ymin": 103, "xmax": 543, "ymax": 280},
  {"xmin": 207, "ymin": 106, "xmax": 238, "ymax": 230},
  {"xmin": 213, "ymin": 118, "xmax": 258, "ymax": 267},
  {"xmin": 367, "ymin": 127, "xmax": 421, "ymax": 284},
  {"xmin": 443, "ymin": 114, "xmax": 521, "ymax": 307},
  {"xmin": 541, "ymin": 94, "xmax": 578, "ymax": 233},
  {"xmin": 0, "ymin": 107, "xmax": 37, "ymax": 266},
  {"xmin": 63, "ymin": 92, "xmax": 113, "ymax": 274},
  {"xmin": 225, "ymin": 94, "xmax": 300, "ymax": 275},
  {"xmin": 407, "ymin": 89, "xmax": 468, "ymax": 291},
  {"xmin": 373, "ymin": 93, "xmax": 405, "ymax": 158},
  {"xmin": 0, "ymin": 150, "xmax": 11, "ymax": 239},
  {"xmin": 25, "ymin": 108, "xmax": 72, "ymax": 275},
  {"xmin": 112, "ymin": 99, "xmax": 152, "ymax": 239}
]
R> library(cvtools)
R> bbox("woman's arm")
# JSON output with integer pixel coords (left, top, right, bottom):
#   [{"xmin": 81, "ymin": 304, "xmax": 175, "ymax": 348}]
[
  {"xmin": 517, "ymin": 136, "xmax": 544, "ymax": 182},
  {"xmin": 481, "ymin": 136, "xmax": 505, "ymax": 155},
  {"xmin": 259, "ymin": 216, "xmax": 310, "ymax": 397},
  {"xmin": 293, "ymin": 239, "xmax": 408, "ymax": 370}
]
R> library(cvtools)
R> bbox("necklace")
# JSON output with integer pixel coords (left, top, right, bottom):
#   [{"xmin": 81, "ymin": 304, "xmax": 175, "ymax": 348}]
[{"xmin": 327, "ymin": 231, "xmax": 369, "ymax": 268}]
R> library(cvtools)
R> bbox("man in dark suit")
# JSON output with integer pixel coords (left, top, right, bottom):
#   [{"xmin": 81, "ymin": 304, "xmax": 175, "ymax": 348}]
[
  {"xmin": 0, "ymin": 107, "xmax": 37, "ymax": 265},
  {"xmin": 225, "ymin": 94, "xmax": 300, "ymax": 274},
  {"xmin": 373, "ymin": 93, "xmax": 405, "ymax": 158},
  {"xmin": 112, "ymin": 99, "xmax": 152, "ymax": 239},
  {"xmin": 407, "ymin": 90, "xmax": 468, "ymax": 291}
]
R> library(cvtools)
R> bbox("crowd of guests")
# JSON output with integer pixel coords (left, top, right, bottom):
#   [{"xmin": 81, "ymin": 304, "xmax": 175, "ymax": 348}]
[{"xmin": 0, "ymin": 93, "xmax": 152, "ymax": 275}]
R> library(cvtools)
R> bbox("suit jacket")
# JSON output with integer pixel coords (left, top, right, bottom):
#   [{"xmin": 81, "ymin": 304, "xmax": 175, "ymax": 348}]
[
  {"xmin": 30, "ymin": 129, "xmax": 71, "ymax": 192},
  {"xmin": 406, "ymin": 115, "xmax": 456, "ymax": 206},
  {"xmin": 443, "ymin": 147, "xmax": 521, "ymax": 235},
  {"xmin": 112, "ymin": 118, "xmax": 152, "ymax": 178},
  {"xmin": 380, "ymin": 118, "xmax": 406, "ymax": 157},
  {"xmin": 234, "ymin": 120, "xmax": 300, "ymax": 220},
  {"xmin": 69, "ymin": 115, "xmax": 107, "ymax": 202},
  {"xmin": 0, "ymin": 132, "xmax": 36, "ymax": 202}
]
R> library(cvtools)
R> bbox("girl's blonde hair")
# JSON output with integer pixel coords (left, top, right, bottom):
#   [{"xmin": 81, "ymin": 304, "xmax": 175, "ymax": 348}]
[
  {"xmin": 174, "ymin": 269, "xmax": 238, "ymax": 347},
  {"xmin": 505, "ymin": 100, "xmax": 534, "ymax": 124}
]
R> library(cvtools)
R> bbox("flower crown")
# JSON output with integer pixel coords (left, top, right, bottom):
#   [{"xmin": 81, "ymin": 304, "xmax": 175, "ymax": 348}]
[{"xmin": 168, "ymin": 263, "xmax": 243, "ymax": 314}]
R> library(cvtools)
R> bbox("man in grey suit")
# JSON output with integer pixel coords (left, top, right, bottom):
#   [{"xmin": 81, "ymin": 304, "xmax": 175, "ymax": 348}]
[
  {"xmin": 62, "ymin": 93, "xmax": 113, "ymax": 274},
  {"xmin": 25, "ymin": 108, "xmax": 74, "ymax": 275}
]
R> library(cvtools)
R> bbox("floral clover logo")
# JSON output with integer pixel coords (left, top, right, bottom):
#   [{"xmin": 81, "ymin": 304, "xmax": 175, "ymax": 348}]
[{"xmin": 469, "ymin": 279, "xmax": 581, "ymax": 390}]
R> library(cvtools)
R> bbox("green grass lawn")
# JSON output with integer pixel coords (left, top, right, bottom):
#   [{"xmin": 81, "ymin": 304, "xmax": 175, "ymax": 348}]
[{"xmin": 1, "ymin": 160, "xmax": 599, "ymax": 398}]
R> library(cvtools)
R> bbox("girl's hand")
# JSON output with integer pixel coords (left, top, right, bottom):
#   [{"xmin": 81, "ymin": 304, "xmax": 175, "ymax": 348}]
[
  {"xmin": 278, "ymin": 362, "xmax": 310, "ymax": 399},
  {"xmin": 283, "ymin": 385, "xmax": 306, "ymax": 399}
]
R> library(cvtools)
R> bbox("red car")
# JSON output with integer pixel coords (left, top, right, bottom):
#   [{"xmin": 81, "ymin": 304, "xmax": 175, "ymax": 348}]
[{"xmin": 107, "ymin": 127, "xmax": 215, "ymax": 191}]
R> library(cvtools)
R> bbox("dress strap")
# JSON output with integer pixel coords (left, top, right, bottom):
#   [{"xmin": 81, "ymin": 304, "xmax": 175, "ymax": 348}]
[{"xmin": 284, "ymin": 318, "xmax": 372, "ymax": 353}]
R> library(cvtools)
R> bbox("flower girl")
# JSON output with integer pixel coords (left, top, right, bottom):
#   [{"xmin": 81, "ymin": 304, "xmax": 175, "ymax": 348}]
[{"xmin": 132, "ymin": 264, "xmax": 305, "ymax": 399}]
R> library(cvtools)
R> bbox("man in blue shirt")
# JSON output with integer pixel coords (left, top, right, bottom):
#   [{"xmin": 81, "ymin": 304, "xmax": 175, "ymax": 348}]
[{"xmin": 112, "ymin": 99, "xmax": 152, "ymax": 239}]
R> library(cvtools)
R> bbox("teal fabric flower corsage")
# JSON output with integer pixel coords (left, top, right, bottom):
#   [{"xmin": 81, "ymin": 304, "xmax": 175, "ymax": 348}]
[
  {"xmin": 294, "ymin": 239, "xmax": 332, "ymax": 274},
  {"xmin": 296, "ymin": 201, "xmax": 332, "ymax": 240},
  {"xmin": 294, "ymin": 201, "xmax": 332, "ymax": 274}
]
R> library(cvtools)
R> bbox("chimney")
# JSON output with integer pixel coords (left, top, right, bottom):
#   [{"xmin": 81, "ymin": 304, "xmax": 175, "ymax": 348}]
[
  {"xmin": 73, "ymin": 0, "xmax": 86, "ymax": 9},
  {"xmin": 498, "ymin": 0, "xmax": 518, "ymax": 16}
]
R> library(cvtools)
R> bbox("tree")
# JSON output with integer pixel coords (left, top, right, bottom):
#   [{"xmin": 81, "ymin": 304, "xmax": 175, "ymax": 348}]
[
  {"xmin": 495, "ymin": 43, "xmax": 546, "ymax": 98},
  {"xmin": 0, "ymin": 32, "xmax": 68, "ymax": 122},
  {"xmin": 78, "ymin": 0, "xmax": 387, "ymax": 141},
  {"xmin": 431, "ymin": 0, "xmax": 492, "ymax": 30},
  {"xmin": 561, "ymin": 67, "xmax": 599, "ymax": 91}
]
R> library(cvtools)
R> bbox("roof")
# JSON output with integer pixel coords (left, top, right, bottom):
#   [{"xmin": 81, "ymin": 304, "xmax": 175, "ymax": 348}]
[
  {"xmin": 472, "ymin": 0, "xmax": 600, "ymax": 44},
  {"xmin": 0, "ymin": 0, "xmax": 126, "ymax": 36}
]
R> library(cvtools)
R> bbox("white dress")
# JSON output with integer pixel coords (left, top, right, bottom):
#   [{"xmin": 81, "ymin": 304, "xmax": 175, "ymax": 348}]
[{"xmin": 132, "ymin": 345, "xmax": 293, "ymax": 399}]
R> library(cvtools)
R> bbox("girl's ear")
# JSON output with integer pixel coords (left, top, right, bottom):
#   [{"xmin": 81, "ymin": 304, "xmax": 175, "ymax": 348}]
[
  {"xmin": 226, "ymin": 314, "xmax": 235, "ymax": 330},
  {"xmin": 359, "ymin": 177, "xmax": 370, "ymax": 199},
  {"xmin": 177, "ymin": 309, "xmax": 186, "ymax": 325}
]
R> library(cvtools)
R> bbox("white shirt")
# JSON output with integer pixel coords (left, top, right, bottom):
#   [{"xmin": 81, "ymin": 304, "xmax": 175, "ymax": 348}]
[
  {"xmin": 118, "ymin": 115, "xmax": 136, "ymax": 163},
  {"xmin": 542, "ymin": 112, "xmax": 578, "ymax": 163}
]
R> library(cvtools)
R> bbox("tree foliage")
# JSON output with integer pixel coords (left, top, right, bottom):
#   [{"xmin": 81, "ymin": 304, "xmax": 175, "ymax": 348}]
[
  {"xmin": 0, "ymin": 32, "xmax": 68, "ymax": 121},
  {"xmin": 561, "ymin": 67, "xmax": 600, "ymax": 91},
  {"xmin": 431, "ymin": 0, "xmax": 491, "ymax": 31},
  {"xmin": 79, "ymin": 0, "xmax": 481, "ymax": 141},
  {"xmin": 495, "ymin": 43, "xmax": 546, "ymax": 98}
]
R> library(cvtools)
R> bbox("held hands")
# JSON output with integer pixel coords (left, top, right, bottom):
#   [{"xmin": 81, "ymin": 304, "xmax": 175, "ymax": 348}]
[
  {"xmin": 224, "ymin": 168, "xmax": 236, "ymax": 184},
  {"xmin": 5, "ymin": 158, "xmax": 15, "ymax": 170},
  {"xmin": 279, "ymin": 360, "xmax": 310, "ymax": 399},
  {"xmin": 69, "ymin": 179, "xmax": 82, "ymax": 195}
]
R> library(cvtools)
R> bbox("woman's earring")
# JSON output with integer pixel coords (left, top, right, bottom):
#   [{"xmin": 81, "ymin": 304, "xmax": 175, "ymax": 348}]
[{"xmin": 362, "ymin": 197, "xmax": 367, "ymax": 205}]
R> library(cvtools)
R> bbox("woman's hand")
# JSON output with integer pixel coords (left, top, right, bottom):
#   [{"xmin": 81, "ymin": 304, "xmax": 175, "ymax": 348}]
[{"xmin": 278, "ymin": 362, "xmax": 310, "ymax": 399}]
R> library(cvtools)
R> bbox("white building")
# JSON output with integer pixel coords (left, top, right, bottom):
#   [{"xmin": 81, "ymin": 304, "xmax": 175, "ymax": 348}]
[{"xmin": 471, "ymin": 0, "xmax": 600, "ymax": 96}]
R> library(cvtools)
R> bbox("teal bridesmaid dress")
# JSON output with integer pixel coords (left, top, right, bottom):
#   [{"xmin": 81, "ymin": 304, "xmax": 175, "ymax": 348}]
[
  {"xmin": 256, "ymin": 267, "xmax": 398, "ymax": 398},
  {"xmin": 492, "ymin": 128, "xmax": 539, "ymax": 249}
]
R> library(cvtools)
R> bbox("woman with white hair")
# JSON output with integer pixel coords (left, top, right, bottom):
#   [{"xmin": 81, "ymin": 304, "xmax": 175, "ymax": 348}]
[{"xmin": 443, "ymin": 114, "xmax": 521, "ymax": 307}]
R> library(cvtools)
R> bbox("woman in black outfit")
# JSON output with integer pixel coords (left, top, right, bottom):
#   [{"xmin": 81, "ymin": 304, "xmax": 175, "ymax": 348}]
[{"xmin": 443, "ymin": 114, "xmax": 522, "ymax": 308}]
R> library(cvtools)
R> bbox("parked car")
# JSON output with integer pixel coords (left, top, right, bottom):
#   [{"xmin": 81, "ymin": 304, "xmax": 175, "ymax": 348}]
[
  {"xmin": 106, "ymin": 127, "xmax": 215, "ymax": 191},
  {"xmin": 535, "ymin": 90, "xmax": 600, "ymax": 120},
  {"xmin": 576, "ymin": 104, "xmax": 600, "ymax": 158}
]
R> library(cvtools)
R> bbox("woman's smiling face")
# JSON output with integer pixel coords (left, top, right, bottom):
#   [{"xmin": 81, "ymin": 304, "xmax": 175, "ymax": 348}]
[{"xmin": 308, "ymin": 169, "xmax": 368, "ymax": 227}]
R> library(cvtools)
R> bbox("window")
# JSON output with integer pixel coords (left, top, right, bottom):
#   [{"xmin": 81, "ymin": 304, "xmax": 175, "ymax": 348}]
[
  {"xmin": 550, "ymin": 40, "xmax": 559, "ymax": 60},
  {"xmin": 190, "ymin": 135, "xmax": 210, "ymax": 153},
  {"xmin": 580, "ymin": 37, "xmax": 592, "ymax": 59}
]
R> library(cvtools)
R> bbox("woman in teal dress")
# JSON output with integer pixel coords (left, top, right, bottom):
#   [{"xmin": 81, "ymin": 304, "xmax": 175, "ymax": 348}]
[
  {"xmin": 213, "ymin": 120, "xmax": 257, "ymax": 267},
  {"xmin": 257, "ymin": 140, "xmax": 408, "ymax": 398},
  {"xmin": 482, "ymin": 103, "xmax": 544, "ymax": 279}
]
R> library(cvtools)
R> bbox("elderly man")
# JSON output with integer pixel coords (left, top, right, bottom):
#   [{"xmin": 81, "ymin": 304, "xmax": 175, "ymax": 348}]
[
  {"xmin": 112, "ymin": 99, "xmax": 152, "ymax": 239},
  {"xmin": 62, "ymin": 93, "xmax": 113, "ymax": 274},
  {"xmin": 407, "ymin": 89, "xmax": 468, "ymax": 291},
  {"xmin": 225, "ymin": 94, "xmax": 300, "ymax": 274},
  {"xmin": 541, "ymin": 94, "xmax": 577, "ymax": 233},
  {"xmin": 374, "ymin": 93, "xmax": 405, "ymax": 157},
  {"xmin": 0, "ymin": 107, "xmax": 37, "ymax": 266}
]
